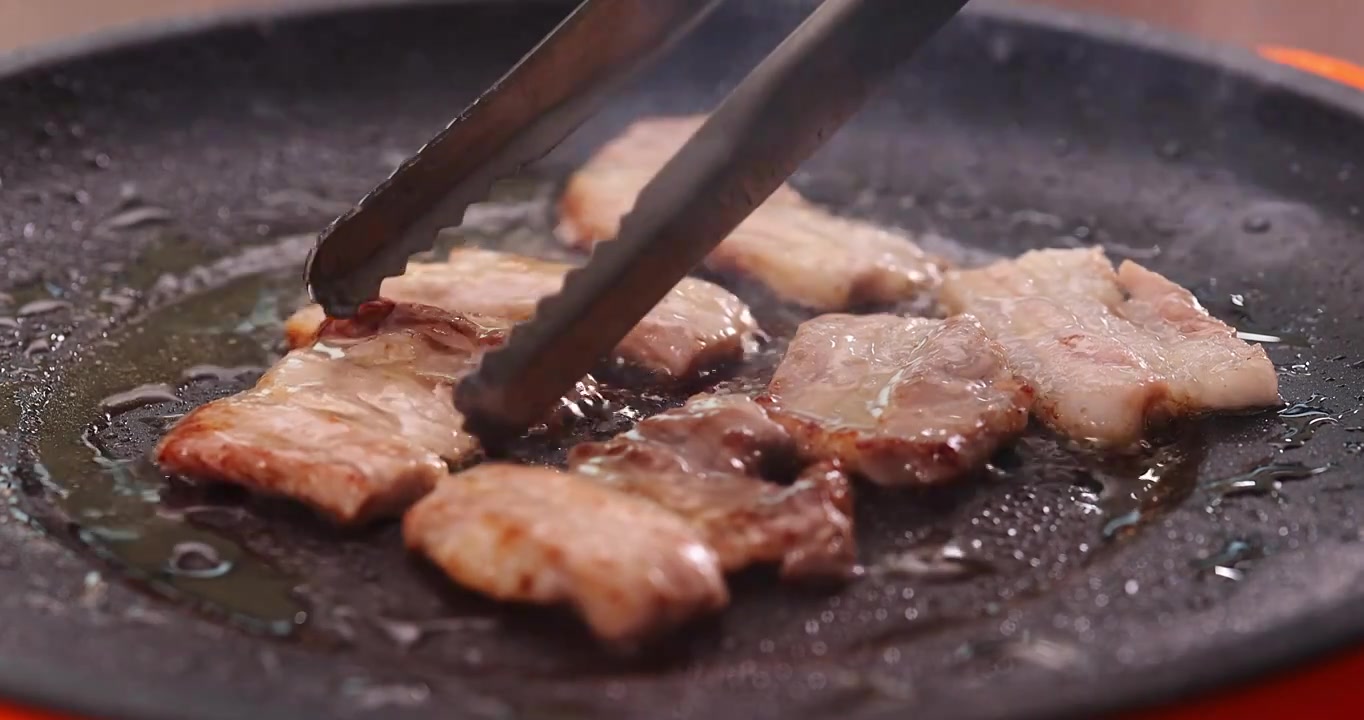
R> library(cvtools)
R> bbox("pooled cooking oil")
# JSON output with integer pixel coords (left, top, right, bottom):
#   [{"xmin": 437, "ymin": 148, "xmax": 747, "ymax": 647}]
[
  {"xmin": 1204, "ymin": 460, "xmax": 1333, "ymax": 500},
  {"xmin": 31, "ymin": 269, "xmax": 308, "ymax": 635},
  {"xmin": 22, "ymin": 181, "xmax": 566, "ymax": 639},
  {"xmin": 167, "ymin": 540, "xmax": 234, "ymax": 579},
  {"xmin": 1275, "ymin": 395, "xmax": 1339, "ymax": 450},
  {"xmin": 1095, "ymin": 438, "xmax": 1202, "ymax": 540}
]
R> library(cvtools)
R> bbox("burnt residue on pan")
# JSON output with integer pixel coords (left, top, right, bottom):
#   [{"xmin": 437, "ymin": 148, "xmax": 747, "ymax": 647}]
[{"xmin": 2, "ymin": 2, "xmax": 1364, "ymax": 720}]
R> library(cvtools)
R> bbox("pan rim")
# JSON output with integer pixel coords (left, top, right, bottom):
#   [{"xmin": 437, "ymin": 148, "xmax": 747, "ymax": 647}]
[
  {"xmin": 4, "ymin": 0, "xmax": 1364, "ymax": 124},
  {"xmin": 2, "ymin": 1, "xmax": 1363, "ymax": 720}
]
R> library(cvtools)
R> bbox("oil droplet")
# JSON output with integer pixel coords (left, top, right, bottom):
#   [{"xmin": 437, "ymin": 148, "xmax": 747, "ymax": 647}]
[
  {"xmin": 1227, "ymin": 294, "xmax": 1250, "ymax": 321},
  {"xmin": 98, "ymin": 289, "xmax": 137, "ymax": 311},
  {"xmin": 1099, "ymin": 240, "xmax": 1162, "ymax": 260},
  {"xmin": 1235, "ymin": 330, "xmax": 1310, "ymax": 347},
  {"xmin": 371, "ymin": 615, "xmax": 497, "ymax": 652},
  {"xmin": 1157, "ymin": 139, "xmax": 1186, "ymax": 159},
  {"xmin": 555, "ymin": 379, "xmax": 609, "ymax": 422},
  {"xmin": 166, "ymin": 541, "xmax": 234, "ymax": 579},
  {"xmin": 1212, "ymin": 566, "xmax": 1244, "ymax": 581},
  {"xmin": 1094, "ymin": 440, "xmax": 1197, "ymax": 540},
  {"xmin": 1241, "ymin": 215, "xmax": 1272, "ymax": 234},
  {"xmin": 1193, "ymin": 538, "xmax": 1262, "ymax": 580},
  {"xmin": 1205, "ymin": 461, "xmax": 1332, "ymax": 499},
  {"xmin": 16, "ymin": 299, "xmax": 71, "ymax": 317},
  {"xmin": 100, "ymin": 384, "xmax": 179, "ymax": 414},
  {"xmin": 341, "ymin": 678, "xmax": 431, "ymax": 711},
  {"xmin": 868, "ymin": 542, "xmax": 992, "ymax": 581},
  {"xmin": 1280, "ymin": 396, "xmax": 1331, "ymax": 419},
  {"xmin": 181, "ymin": 364, "xmax": 259, "ymax": 382},
  {"xmin": 1277, "ymin": 418, "xmax": 1339, "ymax": 449},
  {"xmin": 1280, "ymin": 362, "xmax": 1313, "ymax": 377},
  {"xmin": 24, "ymin": 338, "xmax": 50, "ymax": 356},
  {"xmin": 1276, "ymin": 396, "xmax": 1339, "ymax": 449},
  {"xmin": 1102, "ymin": 509, "xmax": 1142, "ymax": 539},
  {"xmin": 1004, "ymin": 637, "xmax": 1083, "ymax": 671},
  {"xmin": 95, "ymin": 205, "xmax": 173, "ymax": 234}
]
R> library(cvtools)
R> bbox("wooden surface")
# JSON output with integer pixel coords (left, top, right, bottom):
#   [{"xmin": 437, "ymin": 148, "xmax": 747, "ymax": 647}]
[
  {"xmin": 1040, "ymin": 0, "xmax": 1364, "ymax": 64},
  {"xmin": 0, "ymin": 0, "xmax": 265, "ymax": 51},
  {"xmin": 0, "ymin": 0, "xmax": 1362, "ymax": 64}
]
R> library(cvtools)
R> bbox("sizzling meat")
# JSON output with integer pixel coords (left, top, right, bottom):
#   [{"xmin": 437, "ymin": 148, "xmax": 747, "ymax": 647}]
[
  {"xmin": 760, "ymin": 314, "xmax": 1032, "ymax": 485},
  {"xmin": 568, "ymin": 395, "xmax": 857, "ymax": 580},
  {"xmin": 286, "ymin": 247, "xmax": 759, "ymax": 382},
  {"xmin": 1116, "ymin": 260, "xmax": 1281, "ymax": 411},
  {"xmin": 940, "ymin": 248, "xmax": 1279, "ymax": 445},
  {"xmin": 159, "ymin": 301, "xmax": 602, "ymax": 523},
  {"xmin": 557, "ymin": 116, "xmax": 947, "ymax": 311},
  {"xmin": 403, "ymin": 464, "xmax": 728, "ymax": 647},
  {"xmin": 157, "ymin": 301, "xmax": 494, "ymax": 523}
]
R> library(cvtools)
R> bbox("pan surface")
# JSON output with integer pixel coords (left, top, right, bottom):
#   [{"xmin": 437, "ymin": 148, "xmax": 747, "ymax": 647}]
[{"xmin": 2, "ymin": 1, "xmax": 1364, "ymax": 719}]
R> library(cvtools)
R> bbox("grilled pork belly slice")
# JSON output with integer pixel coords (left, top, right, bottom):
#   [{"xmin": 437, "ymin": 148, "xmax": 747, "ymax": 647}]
[
  {"xmin": 760, "ymin": 314, "xmax": 1032, "ymax": 486},
  {"xmin": 404, "ymin": 464, "xmax": 728, "ymax": 647},
  {"xmin": 557, "ymin": 115, "xmax": 946, "ymax": 311},
  {"xmin": 157, "ymin": 301, "xmax": 600, "ymax": 524},
  {"xmin": 940, "ymin": 248, "xmax": 1279, "ymax": 445},
  {"xmin": 286, "ymin": 247, "xmax": 759, "ymax": 382},
  {"xmin": 157, "ymin": 301, "xmax": 492, "ymax": 523},
  {"xmin": 568, "ymin": 395, "xmax": 856, "ymax": 580},
  {"xmin": 941, "ymin": 248, "xmax": 1158, "ymax": 444},
  {"xmin": 1116, "ymin": 260, "xmax": 1280, "ymax": 411}
]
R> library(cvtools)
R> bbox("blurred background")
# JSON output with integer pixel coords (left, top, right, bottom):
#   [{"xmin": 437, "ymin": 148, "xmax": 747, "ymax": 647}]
[{"xmin": 0, "ymin": 0, "xmax": 1360, "ymax": 64}]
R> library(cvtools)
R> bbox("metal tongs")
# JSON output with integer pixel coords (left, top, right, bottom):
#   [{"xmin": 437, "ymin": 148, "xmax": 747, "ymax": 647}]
[{"xmin": 305, "ymin": 0, "xmax": 970, "ymax": 444}]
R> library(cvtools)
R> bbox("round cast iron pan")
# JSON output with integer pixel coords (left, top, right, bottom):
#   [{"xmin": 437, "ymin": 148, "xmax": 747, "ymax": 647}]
[{"xmin": 2, "ymin": 1, "xmax": 1364, "ymax": 719}]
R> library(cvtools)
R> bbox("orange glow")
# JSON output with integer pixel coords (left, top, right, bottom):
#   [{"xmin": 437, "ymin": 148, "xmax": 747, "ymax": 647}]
[{"xmin": 1260, "ymin": 45, "xmax": 1364, "ymax": 91}]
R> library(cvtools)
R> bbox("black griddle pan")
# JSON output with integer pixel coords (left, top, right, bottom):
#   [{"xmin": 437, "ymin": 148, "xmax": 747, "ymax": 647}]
[{"xmin": 1, "ymin": 1, "xmax": 1363, "ymax": 719}]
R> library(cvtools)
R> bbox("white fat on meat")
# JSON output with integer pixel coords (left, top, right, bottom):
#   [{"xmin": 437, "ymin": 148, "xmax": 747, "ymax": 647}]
[
  {"xmin": 940, "ymin": 247, "xmax": 1279, "ymax": 445},
  {"xmin": 157, "ymin": 301, "xmax": 496, "ymax": 523},
  {"xmin": 157, "ymin": 300, "xmax": 601, "ymax": 524},
  {"xmin": 557, "ymin": 116, "xmax": 946, "ymax": 311},
  {"xmin": 403, "ymin": 464, "xmax": 728, "ymax": 647},
  {"xmin": 285, "ymin": 247, "xmax": 760, "ymax": 382}
]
